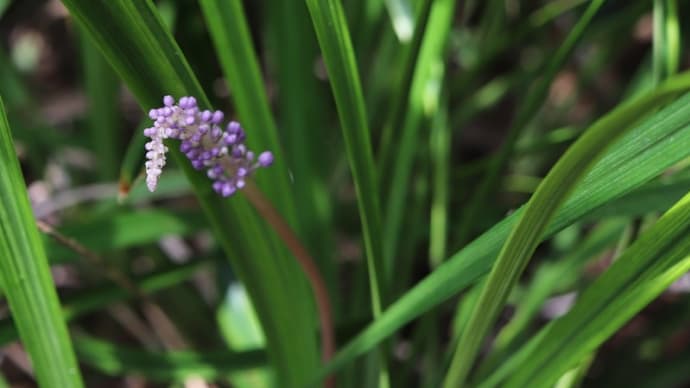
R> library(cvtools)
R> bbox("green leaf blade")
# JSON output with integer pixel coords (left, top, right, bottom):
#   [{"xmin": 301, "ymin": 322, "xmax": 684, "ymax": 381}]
[
  {"xmin": 305, "ymin": 0, "xmax": 386, "ymax": 313},
  {"xmin": 0, "ymin": 97, "xmax": 85, "ymax": 387},
  {"xmin": 499, "ymin": 191, "xmax": 690, "ymax": 387}
]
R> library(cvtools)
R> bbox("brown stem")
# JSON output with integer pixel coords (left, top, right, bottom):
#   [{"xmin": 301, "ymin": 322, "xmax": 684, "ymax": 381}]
[{"xmin": 243, "ymin": 182, "xmax": 336, "ymax": 379}]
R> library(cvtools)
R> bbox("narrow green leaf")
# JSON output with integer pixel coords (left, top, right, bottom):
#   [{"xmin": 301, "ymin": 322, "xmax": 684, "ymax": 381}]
[
  {"xmin": 384, "ymin": 0, "xmax": 414, "ymax": 42},
  {"xmin": 79, "ymin": 27, "xmax": 120, "ymax": 180},
  {"xmin": 305, "ymin": 0, "xmax": 386, "ymax": 313},
  {"xmin": 653, "ymin": 0, "xmax": 681, "ymax": 84},
  {"xmin": 382, "ymin": 0, "xmax": 456, "ymax": 270},
  {"xmin": 499, "ymin": 190, "xmax": 690, "ymax": 387},
  {"xmin": 304, "ymin": 0, "xmax": 389, "ymax": 383},
  {"xmin": 0, "ymin": 97, "xmax": 84, "ymax": 387},
  {"xmin": 376, "ymin": 0, "xmax": 432, "ymax": 171},
  {"xmin": 429, "ymin": 91, "xmax": 450, "ymax": 267},
  {"xmin": 264, "ymin": 0, "xmax": 335, "ymax": 297},
  {"xmin": 529, "ymin": 0, "xmax": 589, "ymax": 27},
  {"xmin": 310, "ymin": 78, "xmax": 690, "ymax": 383},
  {"xmin": 492, "ymin": 220, "xmax": 627, "ymax": 353}
]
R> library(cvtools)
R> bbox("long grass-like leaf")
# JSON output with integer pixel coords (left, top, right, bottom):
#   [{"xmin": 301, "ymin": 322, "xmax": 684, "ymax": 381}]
[
  {"xmin": 305, "ymin": 0, "xmax": 386, "ymax": 315},
  {"xmin": 653, "ymin": 0, "xmax": 681, "ymax": 84},
  {"xmin": 79, "ymin": 27, "xmax": 120, "ymax": 180},
  {"xmin": 382, "ymin": 0, "xmax": 455, "ymax": 270},
  {"xmin": 265, "ymin": 0, "xmax": 335, "ymax": 289},
  {"xmin": 0, "ymin": 97, "xmax": 84, "ymax": 387},
  {"xmin": 304, "ymin": 0, "xmax": 389, "ymax": 383},
  {"xmin": 488, "ymin": 189, "xmax": 690, "ymax": 387}
]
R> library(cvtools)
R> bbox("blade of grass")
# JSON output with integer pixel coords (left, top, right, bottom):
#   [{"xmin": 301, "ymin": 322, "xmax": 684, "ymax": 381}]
[
  {"xmin": 375, "ymin": 0, "xmax": 432, "ymax": 172},
  {"xmin": 309, "ymin": 77, "xmax": 690, "ymax": 383},
  {"xmin": 653, "ymin": 0, "xmax": 681, "ymax": 85},
  {"xmin": 384, "ymin": 0, "xmax": 414, "ymax": 42},
  {"xmin": 0, "ymin": 96, "xmax": 84, "ymax": 387},
  {"xmin": 59, "ymin": 1, "xmax": 320, "ymax": 385},
  {"xmin": 429, "ymin": 88, "xmax": 450, "ymax": 267},
  {"xmin": 305, "ymin": 0, "xmax": 386, "ymax": 317},
  {"xmin": 264, "ymin": 0, "xmax": 335, "ymax": 297},
  {"xmin": 304, "ymin": 0, "xmax": 389, "ymax": 383},
  {"xmin": 529, "ymin": 0, "xmax": 589, "ymax": 27},
  {"xmin": 381, "ymin": 0, "xmax": 456, "ymax": 269},
  {"xmin": 475, "ymin": 220, "xmax": 627, "ymax": 381},
  {"xmin": 497, "ymin": 189, "xmax": 690, "ymax": 387},
  {"xmin": 79, "ymin": 26, "xmax": 120, "ymax": 180}
]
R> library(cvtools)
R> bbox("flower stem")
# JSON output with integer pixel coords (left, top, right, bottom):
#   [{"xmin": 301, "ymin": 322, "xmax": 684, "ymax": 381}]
[{"xmin": 243, "ymin": 182, "xmax": 336, "ymax": 371}]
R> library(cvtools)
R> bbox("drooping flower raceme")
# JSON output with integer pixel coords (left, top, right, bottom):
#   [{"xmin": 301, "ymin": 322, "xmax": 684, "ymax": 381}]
[{"xmin": 144, "ymin": 96, "xmax": 274, "ymax": 196}]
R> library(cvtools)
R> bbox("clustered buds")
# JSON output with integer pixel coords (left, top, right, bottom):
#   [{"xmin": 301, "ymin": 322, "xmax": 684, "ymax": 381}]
[{"xmin": 144, "ymin": 96, "xmax": 274, "ymax": 196}]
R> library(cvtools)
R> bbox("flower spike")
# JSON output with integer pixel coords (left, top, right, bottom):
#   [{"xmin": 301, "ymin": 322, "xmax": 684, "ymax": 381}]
[{"xmin": 143, "ymin": 96, "xmax": 273, "ymax": 196}]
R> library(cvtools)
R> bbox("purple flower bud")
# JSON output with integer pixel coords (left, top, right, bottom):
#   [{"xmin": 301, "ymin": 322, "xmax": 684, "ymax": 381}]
[
  {"xmin": 191, "ymin": 160, "xmax": 204, "ymax": 170},
  {"xmin": 224, "ymin": 133, "xmax": 237, "ymax": 145},
  {"xmin": 211, "ymin": 126, "xmax": 222, "ymax": 140},
  {"xmin": 180, "ymin": 141, "xmax": 192, "ymax": 153},
  {"xmin": 258, "ymin": 151, "xmax": 274, "ymax": 167},
  {"xmin": 211, "ymin": 111, "xmax": 224, "ymax": 124},
  {"xmin": 221, "ymin": 182, "xmax": 236, "ymax": 197},
  {"xmin": 233, "ymin": 144, "xmax": 246, "ymax": 157},
  {"xmin": 227, "ymin": 121, "xmax": 241, "ymax": 133},
  {"xmin": 163, "ymin": 95, "xmax": 174, "ymax": 106}
]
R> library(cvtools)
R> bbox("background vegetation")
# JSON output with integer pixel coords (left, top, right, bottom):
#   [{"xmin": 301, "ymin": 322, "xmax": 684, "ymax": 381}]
[{"xmin": 2, "ymin": 0, "xmax": 690, "ymax": 387}]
